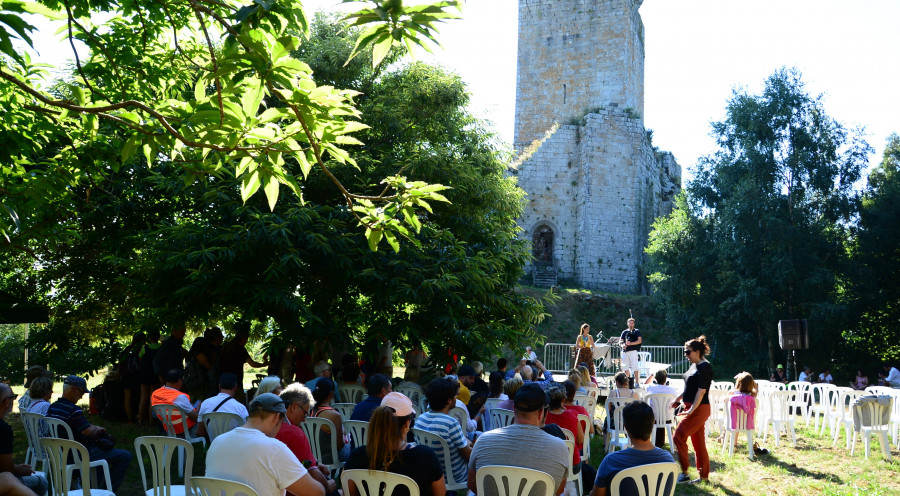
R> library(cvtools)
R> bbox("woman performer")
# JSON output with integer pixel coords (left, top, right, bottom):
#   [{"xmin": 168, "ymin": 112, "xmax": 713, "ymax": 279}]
[
  {"xmin": 573, "ymin": 323, "xmax": 595, "ymax": 377},
  {"xmin": 671, "ymin": 336, "xmax": 713, "ymax": 484}
]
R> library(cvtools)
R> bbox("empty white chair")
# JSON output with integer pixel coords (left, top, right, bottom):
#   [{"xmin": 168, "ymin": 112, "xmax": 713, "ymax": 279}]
[
  {"xmin": 341, "ymin": 469, "xmax": 419, "ymax": 496},
  {"xmin": 41, "ymin": 437, "xmax": 115, "ymax": 496},
  {"xmin": 332, "ymin": 403, "xmax": 356, "ymax": 420},
  {"xmin": 563, "ymin": 439, "xmax": 581, "ymax": 496},
  {"xmin": 809, "ymin": 384, "xmax": 837, "ymax": 433},
  {"xmin": 576, "ymin": 414, "xmax": 592, "ymax": 459},
  {"xmin": 606, "ymin": 397, "xmax": 636, "ymax": 452},
  {"xmin": 760, "ymin": 390, "xmax": 797, "ymax": 448},
  {"xmin": 20, "ymin": 411, "xmax": 48, "ymax": 474},
  {"xmin": 300, "ymin": 417, "xmax": 344, "ymax": 476},
  {"xmin": 786, "ymin": 381, "xmax": 812, "ymax": 425},
  {"xmin": 704, "ymin": 390, "xmax": 728, "ymax": 435},
  {"xmin": 722, "ymin": 396, "xmax": 757, "ymax": 460},
  {"xmin": 338, "ymin": 384, "xmax": 366, "ymax": 404},
  {"xmin": 191, "ymin": 476, "xmax": 259, "ymax": 496},
  {"xmin": 645, "ymin": 393, "xmax": 675, "ymax": 453},
  {"xmin": 152, "ymin": 404, "xmax": 206, "ymax": 478},
  {"xmin": 484, "ymin": 398, "xmax": 504, "ymax": 431},
  {"xmin": 135, "ymin": 436, "xmax": 193, "ymax": 496},
  {"xmin": 201, "ymin": 411, "xmax": 244, "ymax": 442},
  {"xmin": 344, "ymin": 420, "xmax": 370, "ymax": 448},
  {"xmin": 572, "ymin": 394, "xmax": 596, "ymax": 419},
  {"xmin": 850, "ymin": 396, "xmax": 893, "ymax": 461},
  {"xmin": 710, "ymin": 381, "xmax": 733, "ymax": 392},
  {"xmin": 609, "ymin": 462, "xmax": 679, "ymax": 496},
  {"xmin": 447, "ymin": 406, "xmax": 470, "ymax": 439},
  {"xmin": 636, "ymin": 352, "xmax": 652, "ymax": 382},
  {"xmin": 490, "ymin": 408, "xmax": 515, "ymax": 430},
  {"xmin": 475, "ymin": 465, "xmax": 555, "ymax": 496},
  {"xmin": 832, "ymin": 389, "xmax": 866, "ymax": 449},
  {"xmin": 395, "ymin": 384, "xmax": 424, "ymax": 407},
  {"xmin": 411, "ymin": 428, "xmax": 467, "ymax": 491}
]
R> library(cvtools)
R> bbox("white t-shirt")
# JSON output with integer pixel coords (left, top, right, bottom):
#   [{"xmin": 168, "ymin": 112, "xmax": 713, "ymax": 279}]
[
  {"xmin": 523, "ymin": 350, "xmax": 538, "ymax": 361},
  {"xmin": 886, "ymin": 367, "xmax": 900, "ymax": 384},
  {"xmin": 819, "ymin": 373, "xmax": 833, "ymax": 384},
  {"xmin": 198, "ymin": 393, "xmax": 250, "ymax": 426},
  {"xmin": 206, "ymin": 427, "xmax": 307, "ymax": 496},
  {"xmin": 799, "ymin": 371, "xmax": 810, "ymax": 382}
]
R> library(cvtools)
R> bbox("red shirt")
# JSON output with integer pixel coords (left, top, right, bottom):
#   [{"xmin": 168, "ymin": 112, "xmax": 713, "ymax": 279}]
[
  {"xmin": 545, "ymin": 408, "xmax": 581, "ymax": 465},
  {"xmin": 276, "ymin": 421, "xmax": 318, "ymax": 468}
]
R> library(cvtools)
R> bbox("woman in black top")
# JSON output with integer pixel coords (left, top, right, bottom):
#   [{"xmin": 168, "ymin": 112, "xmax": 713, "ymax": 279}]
[
  {"xmin": 671, "ymin": 335, "xmax": 713, "ymax": 484},
  {"xmin": 344, "ymin": 394, "xmax": 446, "ymax": 496}
]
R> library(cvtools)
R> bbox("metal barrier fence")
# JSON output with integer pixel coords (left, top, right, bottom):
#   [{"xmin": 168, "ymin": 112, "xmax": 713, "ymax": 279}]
[{"xmin": 542, "ymin": 343, "xmax": 691, "ymax": 376}]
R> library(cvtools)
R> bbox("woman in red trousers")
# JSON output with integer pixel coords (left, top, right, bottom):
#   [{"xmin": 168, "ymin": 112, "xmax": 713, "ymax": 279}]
[{"xmin": 671, "ymin": 335, "xmax": 713, "ymax": 484}]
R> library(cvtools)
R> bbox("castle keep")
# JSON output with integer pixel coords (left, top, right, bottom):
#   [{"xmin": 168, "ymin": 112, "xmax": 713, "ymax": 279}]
[{"xmin": 514, "ymin": 0, "xmax": 680, "ymax": 294}]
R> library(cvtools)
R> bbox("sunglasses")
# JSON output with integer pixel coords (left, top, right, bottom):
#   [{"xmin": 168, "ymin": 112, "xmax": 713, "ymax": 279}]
[{"xmin": 683, "ymin": 349, "xmax": 693, "ymax": 355}]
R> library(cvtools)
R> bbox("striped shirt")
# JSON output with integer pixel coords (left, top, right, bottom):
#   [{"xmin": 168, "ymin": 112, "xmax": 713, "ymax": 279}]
[{"xmin": 414, "ymin": 411, "xmax": 468, "ymax": 483}]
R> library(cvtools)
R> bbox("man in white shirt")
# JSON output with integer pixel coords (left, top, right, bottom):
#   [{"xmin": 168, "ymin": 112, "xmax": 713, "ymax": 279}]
[
  {"xmin": 819, "ymin": 369, "xmax": 834, "ymax": 384},
  {"xmin": 882, "ymin": 364, "xmax": 900, "ymax": 387},
  {"xmin": 644, "ymin": 369, "xmax": 678, "ymax": 449},
  {"xmin": 197, "ymin": 373, "xmax": 249, "ymax": 439},
  {"xmin": 799, "ymin": 366, "xmax": 812, "ymax": 382},
  {"xmin": 206, "ymin": 393, "xmax": 324, "ymax": 496}
]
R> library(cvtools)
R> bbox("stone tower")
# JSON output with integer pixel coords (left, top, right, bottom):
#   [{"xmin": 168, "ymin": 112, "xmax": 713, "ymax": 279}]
[{"xmin": 514, "ymin": 0, "xmax": 680, "ymax": 294}]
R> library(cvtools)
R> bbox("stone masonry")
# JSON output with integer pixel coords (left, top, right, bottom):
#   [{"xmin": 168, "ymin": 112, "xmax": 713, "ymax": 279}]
[{"xmin": 514, "ymin": 0, "xmax": 681, "ymax": 294}]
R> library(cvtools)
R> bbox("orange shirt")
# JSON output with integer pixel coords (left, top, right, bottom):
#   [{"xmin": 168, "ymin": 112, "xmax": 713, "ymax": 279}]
[{"xmin": 151, "ymin": 386, "xmax": 196, "ymax": 434}]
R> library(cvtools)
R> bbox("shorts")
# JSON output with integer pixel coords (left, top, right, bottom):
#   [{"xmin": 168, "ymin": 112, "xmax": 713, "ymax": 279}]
[{"xmin": 621, "ymin": 350, "xmax": 639, "ymax": 373}]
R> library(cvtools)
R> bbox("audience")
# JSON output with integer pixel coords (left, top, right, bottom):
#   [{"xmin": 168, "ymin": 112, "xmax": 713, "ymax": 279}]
[
  {"xmin": 497, "ymin": 377, "xmax": 523, "ymax": 412},
  {"xmin": 851, "ymin": 369, "xmax": 869, "ymax": 390},
  {"xmin": 206, "ymin": 393, "xmax": 324, "ymax": 496},
  {"xmin": 350, "ymin": 374, "xmax": 392, "ymax": 421},
  {"xmin": 589, "ymin": 401, "xmax": 675, "ymax": 496},
  {"xmin": 818, "ymin": 369, "xmax": 834, "ymax": 384},
  {"xmin": 544, "ymin": 383, "xmax": 595, "ymax": 495},
  {"xmin": 0, "ymin": 383, "xmax": 48, "ymax": 496},
  {"xmin": 879, "ymin": 364, "xmax": 899, "ymax": 387},
  {"xmin": 279, "ymin": 383, "xmax": 337, "ymax": 496},
  {"xmin": 47, "ymin": 375, "xmax": 132, "ymax": 492},
  {"xmin": 467, "ymin": 383, "xmax": 569, "ymax": 496},
  {"xmin": 415, "ymin": 379, "xmax": 472, "ymax": 486},
  {"xmin": 254, "ymin": 376, "xmax": 285, "ymax": 400},
  {"xmin": 644, "ymin": 370, "xmax": 677, "ymax": 449},
  {"xmin": 306, "ymin": 362, "xmax": 338, "ymax": 400},
  {"xmin": 17, "ymin": 366, "xmax": 52, "ymax": 413},
  {"xmin": 729, "ymin": 372, "xmax": 757, "ymax": 435},
  {"xmin": 197, "ymin": 372, "xmax": 249, "ymax": 439},
  {"xmin": 310, "ymin": 380, "xmax": 350, "ymax": 464},
  {"xmin": 150, "ymin": 368, "xmax": 199, "ymax": 436},
  {"xmin": 799, "ymin": 366, "xmax": 812, "ymax": 382},
  {"xmin": 770, "ymin": 364, "xmax": 788, "ymax": 384}
]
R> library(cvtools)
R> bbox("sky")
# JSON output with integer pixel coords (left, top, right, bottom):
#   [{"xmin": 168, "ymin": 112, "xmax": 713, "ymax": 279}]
[{"xmin": 25, "ymin": 0, "xmax": 900, "ymax": 182}]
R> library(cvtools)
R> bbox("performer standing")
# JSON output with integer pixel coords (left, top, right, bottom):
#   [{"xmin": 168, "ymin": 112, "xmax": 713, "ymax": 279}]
[
  {"xmin": 574, "ymin": 324, "xmax": 595, "ymax": 377},
  {"xmin": 619, "ymin": 317, "xmax": 642, "ymax": 388}
]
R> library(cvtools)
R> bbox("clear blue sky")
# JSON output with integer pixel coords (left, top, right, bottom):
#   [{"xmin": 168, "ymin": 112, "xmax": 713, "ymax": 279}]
[{"xmin": 27, "ymin": 0, "xmax": 900, "ymax": 182}]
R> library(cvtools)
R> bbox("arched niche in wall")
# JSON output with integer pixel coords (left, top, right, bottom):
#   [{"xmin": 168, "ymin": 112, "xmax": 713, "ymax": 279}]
[{"xmin": 532, "ymin": 224, "xmax": 555, "ymax": 263}]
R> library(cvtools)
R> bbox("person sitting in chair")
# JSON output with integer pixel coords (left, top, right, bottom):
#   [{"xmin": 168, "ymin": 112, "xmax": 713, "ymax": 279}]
[{"xmin": 151, "ymin": 368, "xmax": 199, "ymax": 435}]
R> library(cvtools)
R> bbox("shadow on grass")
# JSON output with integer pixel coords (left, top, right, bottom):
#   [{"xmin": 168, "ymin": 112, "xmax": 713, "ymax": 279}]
[{"xmin": 753, "ymin": 452, "xmax": 844, "ymax": 484}]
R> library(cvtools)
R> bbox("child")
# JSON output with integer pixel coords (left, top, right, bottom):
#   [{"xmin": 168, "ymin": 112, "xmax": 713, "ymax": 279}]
[{"xmin": 730, "ymin": 371, "xmax": 757, "ymax": 430}]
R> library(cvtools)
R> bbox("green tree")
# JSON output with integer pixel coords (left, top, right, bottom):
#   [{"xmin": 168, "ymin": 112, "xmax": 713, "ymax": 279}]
[
  {"xmin": 646, "ymin": 68, "xmax": 870, "ymax": 376},
  {"xmin": 846, "ymin": 134, "xmax": 900, "ymax": 362}
]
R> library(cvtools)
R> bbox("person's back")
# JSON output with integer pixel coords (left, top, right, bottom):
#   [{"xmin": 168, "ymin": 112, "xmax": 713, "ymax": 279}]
[{"xmin": 415, "ymin": 410, "xmax": 468, "ymax": 483}]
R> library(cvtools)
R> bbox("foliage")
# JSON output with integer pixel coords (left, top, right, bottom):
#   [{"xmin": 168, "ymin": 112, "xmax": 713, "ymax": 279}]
[
  {"xmin": 0, "ymin": 324, "xmax": 27, "ymax": 382},
  {"xmin": 646, "ymin": 68, "xmax": 871, "ymax": 376},
  {"xmin": 0, "ymin": 0, "xmax": 460, "ymax": 254},
  {"xmin": 845, "ymin": 134, "xmax": 900, "ymax": 362}
]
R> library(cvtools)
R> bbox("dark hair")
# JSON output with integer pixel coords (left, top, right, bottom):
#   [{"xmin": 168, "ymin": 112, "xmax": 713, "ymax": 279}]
[
  {"xmin": 367, "ymin": 374, "xmax": 392, "ymax": 396},
  {"xmin": 165, "ymin": 369, "xmax": 184, "ymax": 383},
  {"xmin": 218, "ymin": 372, "xmax": 238, "ymax": 390},
  {"xmin": 563, "ymin": 380, "xmax": 576, "ymax": 401},
  {"xmin": 489, "ymin": 371, "xmax": 504, "ymax": 398},
  {"xmin": 654, "ymin": 369, "xmax": 668, "ymax": 384},
  {"xmin": 312, "ymin": 379, "xmax": 335, "ymax": 404},
  {"xmin": 366, "ymin": 406, "xmax": 411, "ymax": 471},
  {"xmin": 342, "ymin": 363, "xmax": 360, "ymax": 383},
  {"xmin": 547, "ymin": 383, "xmax": 566, "ymax": 409},
  {"xmin": 204, "ymin": 326, "xmax": 223, "ymax": 340},
  {"xmin": 685, "ymin": 335, "xmax": 711, "ymax": 358},
  {"xmin": 497, "ymin": 358, "xmax": 508, "ymax": 370},
  {"xmin": 622, "ymin": 401, "xmax": 654, "ymax": 440},
  {"xmin": 614, "ymin": 371, "xmax": 628, "ymax": 387},
  {"xmin": 147, "ymin": 328, "xmax": 161, "ymax": 342},
  {"xmin": 424, "ymin": 377, "xmax": 459, "ymax": 410}
]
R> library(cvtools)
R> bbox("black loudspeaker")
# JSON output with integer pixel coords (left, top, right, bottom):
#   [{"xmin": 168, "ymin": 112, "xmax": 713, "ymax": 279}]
[{"xmin": 778, "ymin": 319, "xmax": 809, "ymax": 350}]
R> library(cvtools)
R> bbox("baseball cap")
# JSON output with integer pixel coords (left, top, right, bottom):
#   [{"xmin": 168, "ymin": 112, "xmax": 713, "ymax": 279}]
[
  {"xmin": 514, "ymin": 383, "xmax": 548, "ymax": 412},
  {"xmin": 777, "ymin": 364, "xmax": 784, "ymax": 369},
  {"xmin": 250, "ymin": 393, "xmax": 288, "ymax": 413},
  {"xmin": 381, "ymin": 392, "xmax": 415, "ymax": 417},
  {"xmin": 458, "ymin": 365, "xmax": 477, "ymax": 377},
  {"xmin": 64, "ymin": 375, "xmax": 90, "ymax": 393}
]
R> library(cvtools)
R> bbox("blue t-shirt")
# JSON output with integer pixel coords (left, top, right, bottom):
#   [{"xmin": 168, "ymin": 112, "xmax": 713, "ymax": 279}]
[
  {"xmin": 46, "ymin": 398, "xmax": 92, "ymax": 444},
  {"xmin": 350, "ymin": 396, "xmax": 382, "ymax": 421},
  {"xmin": 594, "ymin": 447, "xmax": 674, "ymax": 496},
  {"xmin": 414, "ymin": 411, "xmax": 469, "ymax": 483}
]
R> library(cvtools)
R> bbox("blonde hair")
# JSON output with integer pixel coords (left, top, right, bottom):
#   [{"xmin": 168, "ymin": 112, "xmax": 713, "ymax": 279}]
[
  {"xmin": 734, "ymin": 371, "xmax": 756, "ymax": 396},
  {"xmin": 578, "ymin": 365, "xmax": 592, "ymax": 385},
  {"xmin": 567, "ymin": 369, "xmax": 582, "ymax": 388},
  {"xmin": 503, "ymin": 376, "xmax": 524, "ymax": 398},
  {"xmin": 254, "ymin": 376, "xmax": 283, "ymax": 400}
]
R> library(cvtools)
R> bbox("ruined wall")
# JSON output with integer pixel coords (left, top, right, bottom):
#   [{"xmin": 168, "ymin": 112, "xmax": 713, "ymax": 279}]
[{"xmin": 515, "ymin": 0, "xmax": 645, "ymax": 150}]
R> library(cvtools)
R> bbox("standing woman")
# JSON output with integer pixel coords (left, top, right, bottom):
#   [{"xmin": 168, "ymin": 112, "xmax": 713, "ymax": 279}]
[
  {"xmin": 573, "ymin": 324, "xmax": 595, "ymax": 377},
  {"xmin": 672, "ymin": 336, "xmax": 713, "ymax": 484}
]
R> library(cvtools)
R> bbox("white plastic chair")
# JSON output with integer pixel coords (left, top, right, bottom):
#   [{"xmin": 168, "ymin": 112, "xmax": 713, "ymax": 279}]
[
  {"xmin": 300, "ymin": 417, "xmax": 344, "ymax": 476},
  {"xmin": 340, "ymin": 469, "xmax": 420, "ymax": 496},
  {"xmin": 710, "ymin": 381, "xmax": 732, "ymax": 392},
  {"xmin": 490, "ymin": 408, "xmax": 515, "ymax": 430},
  {"xmin": 411, "ymin": 428, "xmax": 467, "ymax": 491},
  {"xmin": 609, "ymin": 462, "xmax": 679, "ymax": 496},
  {"xmin": 475, "ymin": 465, "xmax": 555, "ymax": 496},
  {"xmin": 635, "ymin": 352, "xmax": 651, "ymax": 382},
  {"xmin": 338, "ymin": 384, "xmax": 366, "ymax": 404},
  {"xmin": 484, "ymin": 398, "xmax": 504, "ymax": 431},
  {"xmin": 191, "ymin": 476, "xmax": 259, "ymax": 496},
  {"xmin": 395, "ymin": 384, "xmax": 424, "ymax": 407},
  {"xmin": 201, "ymin": 412, "xmax": 244, "ymax": 442},
  {"xmin": 20, "ymin": 411, "xmax": 48, "ymax": 474},
  {"xmin": 332, "ymin": 403, "xmax": 356, "ymax": 420},
  {"xmin": 809, "ymin": 384, "xmax": 838, "ymax": 433},
  {"xmin": 760, "ymin": 390, "xmax": 797, "ymax": 448},
  {"xmin": 786, "ymin": 381, "xmax": 812, "ymax": 425},
  {"xmin": 41, "ymin": 437, "xmax": 115, "ymax": 496},
  {"xmin": 152, "ymin": 405, "xmax": 206, "ymax": 478},
  {"xmin": 43, "ymin": 417, "xmax": 113, "ymax": 490},
  {"xmin": 832, "ymin": 389, "xmax": 866, "ymax": 449},
  {"xmin": 606, "ymin": 397, "xmax": 636, "ymax": 452},
  {"xmin": 850, "ymin": 397, "xmax": 893, "ymax": 461},
  {"xmin": 722, "ymin": 396, "xmax": 757, "ymax": 460},
  {"xmin": 645, "ymin": 393, "xmax": 675, "ymax": 453},
  {"xmin": 576, "ymin": 414, "xmax": 592, "ymax": 459},
  {"xmin": 563, "ymin": 439, "xmax": 581, "ymax": 495},
  {"xmin": 705, "ymin": 390, "xmax": 728, "ymax": 435},
  {"xmin": 344, "ymin": 420, "xmax": 370, "ymax": 448},
  {"xmin": 448, "ymin": 407, "xmax": 470, "ymax": 438},
  {"xmin": 135, "ymin": 436, "xmax": 193, "ymax": 496}
]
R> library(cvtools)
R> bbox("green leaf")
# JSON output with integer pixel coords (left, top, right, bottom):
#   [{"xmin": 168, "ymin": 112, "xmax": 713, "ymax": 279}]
[
  {"xmin": 240, "ymin": 170, "xmax": 261, "ymax": 202},
  {"xmin": 263, "ymin": 173, "xmax": 279, "ymax": 211},
  {"xmin": 194, "ymin": 79, "xmax": 207, "ymax": 102},
  {"xmin": 371, "ymin": 32, "xmax": 393, "ymax": 68},
  {"xmin": 241, "ymin": 82, "xmax": 264, "ymax": 118},
  {"xmin": 120, "ymin": 134, "xmax": 138, "ymax": 164},
  {"xmin": 142, "ymin": 143, "xmax": 152, "ymax": 166},
  {"xmin": 367, "ymin": 228, "xmax": 383, "ymax": 252}
]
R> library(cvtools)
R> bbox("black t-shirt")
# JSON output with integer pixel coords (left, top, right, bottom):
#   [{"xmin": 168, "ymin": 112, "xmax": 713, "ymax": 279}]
[
  {"xmin": 0, "ymin": 419, "xmax": 13, "ymax": 455},
  {"xmin": 682, "ymin": 361, "xmax": 713, "ymax": 405},
  {"xmin": 344, "ymin": 444, "xmax": 443, "ymax": 496},
  {"xmin": 620, "ymin": 329, "xmax": 642, "ymax": 352}
]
